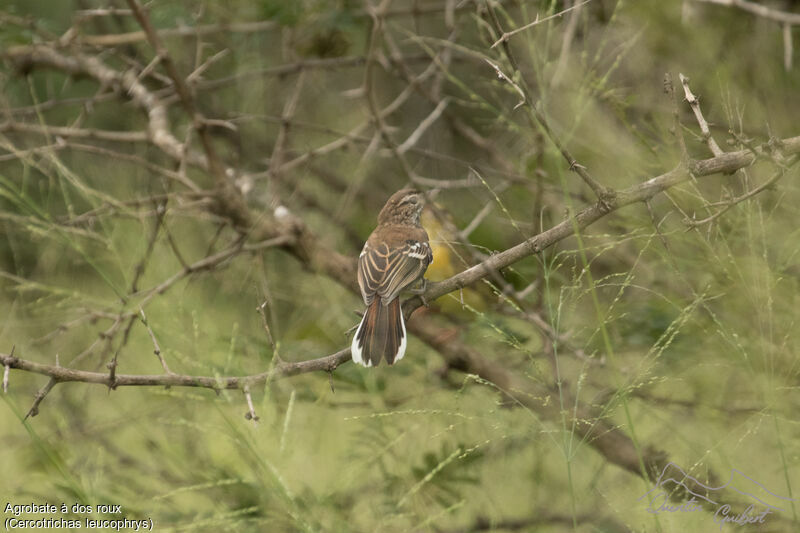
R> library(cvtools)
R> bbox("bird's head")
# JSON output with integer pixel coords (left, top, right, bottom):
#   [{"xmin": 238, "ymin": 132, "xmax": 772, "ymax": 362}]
[{"xmin": 377, "ymin": 188, "xmax": 426, "ymax": 226}]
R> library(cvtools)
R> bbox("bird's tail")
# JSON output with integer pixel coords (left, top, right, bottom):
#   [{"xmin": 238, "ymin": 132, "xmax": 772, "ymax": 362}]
[{"xmin": 351, "ymin": 298, "xmax": 407, "ymax": 367}]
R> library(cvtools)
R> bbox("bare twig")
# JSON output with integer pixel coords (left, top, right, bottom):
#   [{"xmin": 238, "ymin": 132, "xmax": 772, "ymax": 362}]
[
  {"xmin": 135, "ymin": 236, "xmax": 290, "ymax": 308},
  {"xmin": 256, "ymin": 299, "xmax": 278, "ymax": 357},
  {"xmin": 25, "ymin": 378, "xmax": 57, "ymax": 420},
  {"xmin": 484, "ymin": 58, "xmax": 525, "ymax": 108},
  {"xmin": 186, "ymin": 49, "xmax": 230, "ymax": 85},
  {"xmin": 679, "ymin": 73, "xmax": 724, "ymax": 157},
  {"xmin": 694, "ymin": 0, "xmax": 800, "ymax": 25},
  {"xmin": 267, "ymin": 71, "xmax": 306, "ymax": 180},
  {"xmin": 490, "ymin": 0, "xmax": 593, "ymax": 48},
  {"xmin": 80, "ymin": 20, "xmax": 278, "ymax": 47},
  {"xmin": 74, "ymin": 8, "xmax": 134, "ymax": 20},
  {"xmin": 460, "ymin": 195, "xmax": 498, "ymax": 238},
  {"xmin": 139, "ymin": 309, "xmax": 172, "ymax": 374},
  {"xmin": 664, "ymin": 73, "xmax": 690, "ymax": 165},
  {"xmin": 0, "ymin": 120, "xmax": 147, "ymax": 143},
  {"xmin": 397, "ymin": 97, "xmax": 450, "ymax": 154},
  {"xmin": 130, "ymin": 199, "xmax": 167, "ymax": 293},
  {"xmin": 243, "ymin": 386, "xmax": 259, "ymax": 423},
  {"xmin": 686, "ymin": 161, "xmax": 793, "ymax": 226},
  {"xmin": 248, "ymin": 57, "xmax": 439, "ymax": 180}
]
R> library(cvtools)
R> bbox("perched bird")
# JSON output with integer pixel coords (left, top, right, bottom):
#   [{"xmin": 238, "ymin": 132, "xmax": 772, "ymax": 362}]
[{"xmin": 351, "ymin": 189, "xmax": 433, "ymax": 367}]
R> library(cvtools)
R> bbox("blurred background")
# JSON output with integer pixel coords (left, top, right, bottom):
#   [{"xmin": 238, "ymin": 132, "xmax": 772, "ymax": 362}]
[{"xmin": 0, "ymin": 0, "xmax": 798, "ymax": 531}]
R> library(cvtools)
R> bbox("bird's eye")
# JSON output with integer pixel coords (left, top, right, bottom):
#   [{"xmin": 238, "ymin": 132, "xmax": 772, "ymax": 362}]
[{"xmin": 403, "ymin": 195, "xmax": 418, "ymax": 205}]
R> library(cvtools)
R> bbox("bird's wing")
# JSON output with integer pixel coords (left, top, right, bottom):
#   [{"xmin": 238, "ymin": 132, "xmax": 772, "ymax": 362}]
[
  {"xmin": 358, "ymin": 240, "xmax": 431, "ymax": 304},
  {"xmin": 357, "ymin": 241, "xmax": 388, "ymax": 305}
]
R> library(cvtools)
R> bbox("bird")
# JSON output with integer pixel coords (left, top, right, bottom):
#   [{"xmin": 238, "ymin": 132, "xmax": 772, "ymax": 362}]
[{"xmin": 351, "ymin": 189, "xmax": 433, "ymax": 367}]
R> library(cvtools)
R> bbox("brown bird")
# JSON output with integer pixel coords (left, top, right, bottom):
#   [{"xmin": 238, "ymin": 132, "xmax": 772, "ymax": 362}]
[{"xmin": 352, "ymin": 189, "xmax": 433, "ymax": 366}]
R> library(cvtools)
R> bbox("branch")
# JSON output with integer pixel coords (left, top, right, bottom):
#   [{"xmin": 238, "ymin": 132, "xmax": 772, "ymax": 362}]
[
  {"xmin": 679, "ymin": 73, "xmax": 723, "ymax": 157},
  {"xmin": 490, "ymin": 0, "xmax": 593, "ymax": 48},
  {"xmin": 409, "ymin": 134, "xmax": 800, "ymax": 309},
  {"xmin": 26, "ymin": 377, "xmax": 56, "ymax": 420},
  {"xmin": 397, "ymin": 97, "xmax": 449, "ymax": 154},
  {"xmin": 78, "ymin": 20, "xmax": 277, "ymax": 47},
  {"xmin": 687, "ymin": 161, "xmax": 792, "ymax": 226},
  {"xmin": 694, "ymin": 0, "xmax": 800, "ymax": 25},
  {"xmin": 0, "ymin": 347, "xmax": 351, "ymax": 391},
  {"xmin": 243, "ymin": 386, "xmax": 259, "ymax": 423},
  {"xmin": 139, "ymin": 309, "xmax": 172, "ymax": 375},
  {"xmin": 0, "ymin": 120, "xmax": 148, "ymax": 143}
]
